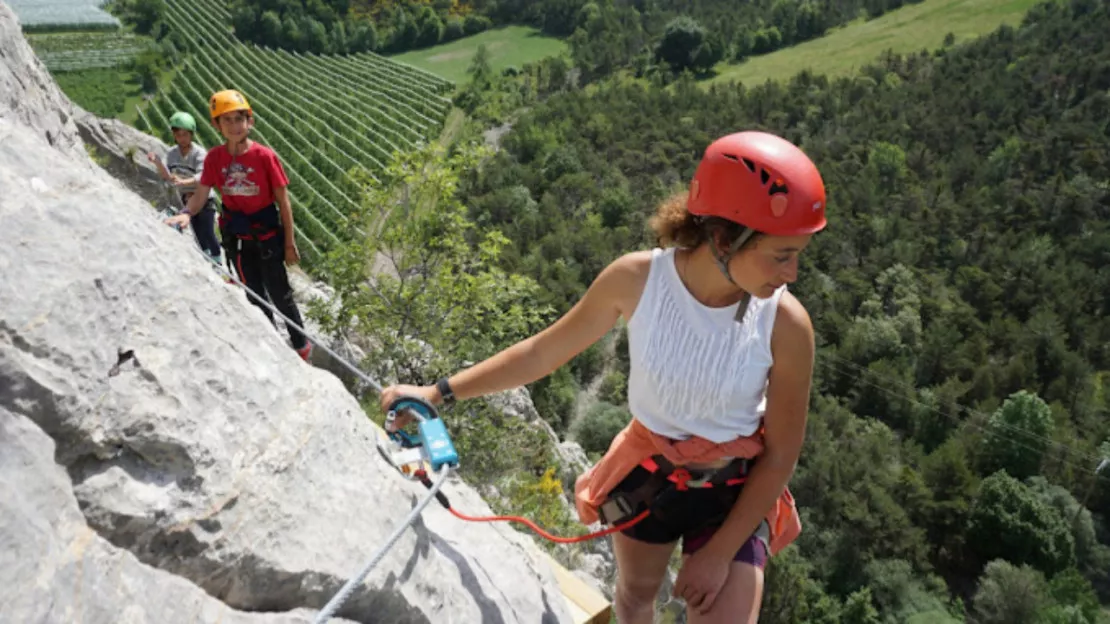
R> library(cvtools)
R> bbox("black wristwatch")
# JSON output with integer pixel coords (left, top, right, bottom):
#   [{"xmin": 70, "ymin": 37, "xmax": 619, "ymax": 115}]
[{"xmin": 436, "ymin": 377, "xmax": 455, "ymax": 405}]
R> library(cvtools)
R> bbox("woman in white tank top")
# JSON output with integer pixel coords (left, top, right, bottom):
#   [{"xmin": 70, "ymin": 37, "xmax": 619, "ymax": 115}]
[{"xmin": 380, "ymin": 131, "xmax": 828, "ymax": 624}]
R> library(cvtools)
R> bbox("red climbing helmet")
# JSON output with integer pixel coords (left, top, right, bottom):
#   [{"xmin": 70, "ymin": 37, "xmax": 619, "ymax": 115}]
[{"xmin": 687, "ymin": 131, "xmax": 827, "ymax": 236}]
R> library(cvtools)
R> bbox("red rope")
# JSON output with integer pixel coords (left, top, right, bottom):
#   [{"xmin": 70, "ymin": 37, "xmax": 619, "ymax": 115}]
[{"xmin": 447, "ymin": 507, "xmax": 651, "ymax": 544}]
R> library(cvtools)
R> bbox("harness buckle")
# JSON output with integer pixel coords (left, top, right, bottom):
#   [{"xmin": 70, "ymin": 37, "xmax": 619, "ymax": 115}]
[
  {"xmin": 665, "ymin": 465, "xmax": 719, "ymax": 490},
  {"xmin": 684, "ymin": 474, "xmax": 714, "ymax": 488},
  {"xmin": 670, "ymin": 467, "xmax": 693, "ymax": 490},
  {"xmin": 598, "ymin": 493, "xmax": 638, "ymax": 526}
]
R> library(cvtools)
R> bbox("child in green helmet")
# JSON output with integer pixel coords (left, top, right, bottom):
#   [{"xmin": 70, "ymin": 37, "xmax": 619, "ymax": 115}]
[{"xmin": 147, "ymin": 111, "xmax": 222, "ymax": 261}]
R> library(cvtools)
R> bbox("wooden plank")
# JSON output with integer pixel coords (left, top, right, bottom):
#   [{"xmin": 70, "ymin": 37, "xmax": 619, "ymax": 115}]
[{"xmin": 540, "ymin": 551, "xmax": 612, "ymax": 624}]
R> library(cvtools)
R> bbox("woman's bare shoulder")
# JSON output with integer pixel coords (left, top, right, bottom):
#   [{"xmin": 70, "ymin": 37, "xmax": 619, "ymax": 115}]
[
  {"xmin": 773, "ymin": 290, "xmax": 815, "ymax": 358},
  {"xmin": 596, "ymin": 249, "xmax": 657, "ymax": 320},
  {"xmin": 610, "ymin": 249, "xmax": 655, "ymax": 274}
]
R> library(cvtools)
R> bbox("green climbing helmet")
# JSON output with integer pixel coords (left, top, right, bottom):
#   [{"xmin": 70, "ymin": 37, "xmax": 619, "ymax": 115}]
[{"xmin": 168, "ymin": 111, "xmax": 197, "ymax": 133}]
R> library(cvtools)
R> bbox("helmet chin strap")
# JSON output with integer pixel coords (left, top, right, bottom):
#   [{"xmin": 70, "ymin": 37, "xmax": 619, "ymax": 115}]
[
  {"xmin": 708, "ymin": 226, "xmax": 756, "ymax": 286},
  {"xmin": 704, "ymin": 225, "xmax": 756, "ymax": 323}
]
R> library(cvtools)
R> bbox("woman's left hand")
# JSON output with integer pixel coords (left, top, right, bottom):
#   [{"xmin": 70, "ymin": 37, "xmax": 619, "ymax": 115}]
[
  {"xmin": 672, "ymin": 548, "xmax": 732, "ymax": 616},
  {"xmin": 285, "ymin": 241, "xmax": 300, "ymax": 265}
]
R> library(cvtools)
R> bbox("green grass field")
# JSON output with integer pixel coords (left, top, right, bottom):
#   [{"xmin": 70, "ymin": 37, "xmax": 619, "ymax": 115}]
[
  {"xmin": 388, "ymin": 25, "xmax": 567, "ymax": 85},
  {"xmin": 52, "ymin": 67, "xmax": 140, "ymax": 118},
  {"xmin": 708, "ymin": 0, "xmax": 1042, "ymax": 86}
]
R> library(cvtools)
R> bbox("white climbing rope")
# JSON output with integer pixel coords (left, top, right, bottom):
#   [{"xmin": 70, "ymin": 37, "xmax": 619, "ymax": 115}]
[{"xmin": 312, "ymin": 463, "xmax": 453, "ymax": 623}]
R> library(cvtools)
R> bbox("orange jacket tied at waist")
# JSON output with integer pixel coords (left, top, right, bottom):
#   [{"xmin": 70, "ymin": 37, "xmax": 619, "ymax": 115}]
[{"xmin": 574, "ymin": 418, "xmax": 802, "ymax": 556}]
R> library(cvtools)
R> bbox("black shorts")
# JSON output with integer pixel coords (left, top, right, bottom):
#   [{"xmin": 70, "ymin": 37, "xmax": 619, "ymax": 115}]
[{"xmin": 614, "ymin": 465, "xmax": 769, "ymax": 569}]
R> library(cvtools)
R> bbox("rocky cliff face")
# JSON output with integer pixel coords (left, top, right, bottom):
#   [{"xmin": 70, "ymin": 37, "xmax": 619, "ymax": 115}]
[
  {"xmin": 0, "ymin": 3, "xmax": 573, "ymax": 622},
  {"xmin": 0, "ymin": 4, "xmax": 87, "ymax": 163},
  {"xmin": 75, "ymin": 109, "xmax": 180, "ymax": 207}
]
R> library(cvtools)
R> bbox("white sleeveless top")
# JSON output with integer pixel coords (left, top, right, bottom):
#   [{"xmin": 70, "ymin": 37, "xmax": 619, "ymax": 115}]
[{"xmin": 625, "ymin": 247, "xmax": 785, "ymax": 443}]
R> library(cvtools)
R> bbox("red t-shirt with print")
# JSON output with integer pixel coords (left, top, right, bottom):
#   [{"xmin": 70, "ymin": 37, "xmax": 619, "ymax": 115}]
[{"xmin": 200, "ymin": 141, "xmax": 289, "ymax": 214}]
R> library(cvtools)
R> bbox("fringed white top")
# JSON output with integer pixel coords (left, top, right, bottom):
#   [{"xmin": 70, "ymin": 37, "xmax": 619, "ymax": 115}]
[{"xmin": 626, "ymin": 247, "xmax": 785, "ymax": 443}]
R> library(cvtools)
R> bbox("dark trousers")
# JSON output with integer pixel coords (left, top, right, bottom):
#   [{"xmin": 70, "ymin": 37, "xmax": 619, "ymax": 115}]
[
  {"xmin": 186, "ymin": 198, "xmax": 222, "ymax": 260},
  {"xmin": 227, "ymin": 234, "xmax": 308, "ymax": 350}
]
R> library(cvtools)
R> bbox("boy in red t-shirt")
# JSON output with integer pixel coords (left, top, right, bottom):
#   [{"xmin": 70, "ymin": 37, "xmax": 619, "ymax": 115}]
[{"xmin": 166, "ymin": 89, "xmax": 312, "ymax": 362}]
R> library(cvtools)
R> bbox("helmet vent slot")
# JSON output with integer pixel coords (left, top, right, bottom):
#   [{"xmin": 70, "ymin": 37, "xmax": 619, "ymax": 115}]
[
  {"xmin": 760, "ymin": 168, "xmax": 770, "ymax": 185},
  {"xmin": 769, "ymin": 180, "xmax": 788, "ymax": 195},
  {"xmin": 742, "ymin": 157, "xmax": 757, "ymax": 172}
]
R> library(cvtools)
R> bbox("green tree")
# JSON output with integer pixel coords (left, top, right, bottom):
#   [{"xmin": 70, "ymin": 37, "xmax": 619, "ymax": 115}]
[
  {"xmin": 920, "ymin": 437, "xmax": 979, "ymax": 572},
  {"xmin": 970, "ymin": 560, "xmax": 1049, "ymax": 624},
  {"xmin": 841, "ymin": 586, "xmax": 881, "ymax": 624},
  {"xmin": 572, "ymin": 402, "xmax": 630, "ymax": 455},
  {"xmin": 529, "ymin": 365, "xmax": 578, "ymax": 432},
  {"xmin": 415, "ymin": 7, "xmax": 444, "ymax": 47},
  {"xmin": 1044, "ymin": 568, "xmax": 1101, "ymax": 624},
  {"xmin": 259, "ymin": 10, "xmax": 283, "ymax": 46},
  {"xmin": 965, "ymin": 471, "xmax": 1075, "ymax": 575},
  {"xmin": 862, "ymin": 559, "xmax": 958, "ymax": 623},
  {"xmin": 120, "ymin": 0, "xmax": 167, "ymax": 35},
  {"xmin": 598, "ymin": 369, "xmax": 627, "ymax": 405},
  {"xmin": 978, "ymin": 390, "xmax": 1054, "ymax": 480},
  {"xmin": 655, "ymin": 16, "xmax": 717, "ymax": 73},
  {"xmin": 129, "ymin": 48, "xmax": 163, "ymax": 93},
  {"xmin": 469, "ymin": 43, "xmax": 494, "ymax": 87},
  {"xmin": 761, "ymin": 545, "xmax": 842, "ymax": 624},
  {"xmin": 308, "ymin": 141, "xmax": 553, "ymax": 385}
]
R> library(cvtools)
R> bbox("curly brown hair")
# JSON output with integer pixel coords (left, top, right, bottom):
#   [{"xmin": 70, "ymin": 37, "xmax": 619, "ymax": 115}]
[{"xmin": 648, "ymin": 191, "xmax": 759, "ymax": 250}]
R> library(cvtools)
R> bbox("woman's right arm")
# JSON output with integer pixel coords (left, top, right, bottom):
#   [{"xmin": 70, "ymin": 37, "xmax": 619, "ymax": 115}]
[{"xmin": 379, "ymin": 251, "xmax": 648, "ymax": 410}]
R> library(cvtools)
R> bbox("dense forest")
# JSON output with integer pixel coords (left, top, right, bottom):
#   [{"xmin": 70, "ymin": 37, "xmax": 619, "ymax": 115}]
[
  {"xmin": 494, "ymin": 0, "xmax": 926, "ymax": 79},
  {"xmin": 224, "ymin": 0, "xmax": 920, "ymax": 68},
  {"xmin": 228, "ymin": 0, "xmax": 495, "ymax": 55},
  {"xmin": 416, "ymin": 0, "xmax": 1110, "ymax": 620}
]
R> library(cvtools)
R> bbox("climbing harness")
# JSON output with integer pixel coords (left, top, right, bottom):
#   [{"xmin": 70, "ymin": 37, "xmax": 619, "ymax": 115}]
[
  {"xmin": 597, "ymin": 455, "xmax": 752, "ymax": 527},
  {"xmin": 222, "ymin": 202, "xmax": 282, "ymax": 262}
]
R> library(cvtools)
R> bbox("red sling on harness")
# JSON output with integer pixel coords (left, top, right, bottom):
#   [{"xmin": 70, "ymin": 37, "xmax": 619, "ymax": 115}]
[{"xmin": 597, "ymin": 454, "xmax": 751, "ymax": 526}]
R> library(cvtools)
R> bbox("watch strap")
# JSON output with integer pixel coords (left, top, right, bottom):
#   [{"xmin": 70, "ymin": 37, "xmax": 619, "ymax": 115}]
[{"xmin": 436, "ymin": 377, "xmax": 455, "ymax": 405}]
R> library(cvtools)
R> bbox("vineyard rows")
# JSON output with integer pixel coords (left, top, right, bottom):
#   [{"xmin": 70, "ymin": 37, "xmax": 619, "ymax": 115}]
[
  {"xmin": 27, "ymin": 31, "xmax": 143, "ymax": 53},
  {"xmin": 32, "ymin": 48, "xmax": 142, "ymax": 71},
  {"xmin": 27, "ymin": 32, "xmax": 144, "ymax": 71},
  {"xmin": 137, "ymin": 0, "xmax": 454, "ymax": 262}
]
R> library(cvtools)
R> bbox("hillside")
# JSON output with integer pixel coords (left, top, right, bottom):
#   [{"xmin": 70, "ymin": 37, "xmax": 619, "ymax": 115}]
[
  {"xmin": 708, "ymin": 0, "xmax": 1042, "ymax": 86},
  {"xmin": 457, "ymin": 0, "xmax": 1110, "ymax": 618},
  {"xmin": 388, "ymin": 24, "xmax": 567, "ymax": 84}
]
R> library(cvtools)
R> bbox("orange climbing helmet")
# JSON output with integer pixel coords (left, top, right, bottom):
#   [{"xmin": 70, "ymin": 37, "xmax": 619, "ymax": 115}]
[
  {"xmin": 687, "ymin": 131, "xmax": 827, "ymax": 236},
  {"xmin": 209, "ymin": 89, "xmax": 252, "ymax": 123}
]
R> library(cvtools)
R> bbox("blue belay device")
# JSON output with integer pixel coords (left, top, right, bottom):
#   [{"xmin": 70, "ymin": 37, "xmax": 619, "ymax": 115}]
[{"xmin": 385, "ymin": 397, "xmax": 460, "ymax": 472}]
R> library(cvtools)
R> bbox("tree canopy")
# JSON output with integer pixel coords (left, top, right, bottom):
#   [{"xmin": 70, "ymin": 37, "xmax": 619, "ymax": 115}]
[{"xmin": 446, "ymin": 0, "xmax": 1110, "ymax": 617}]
